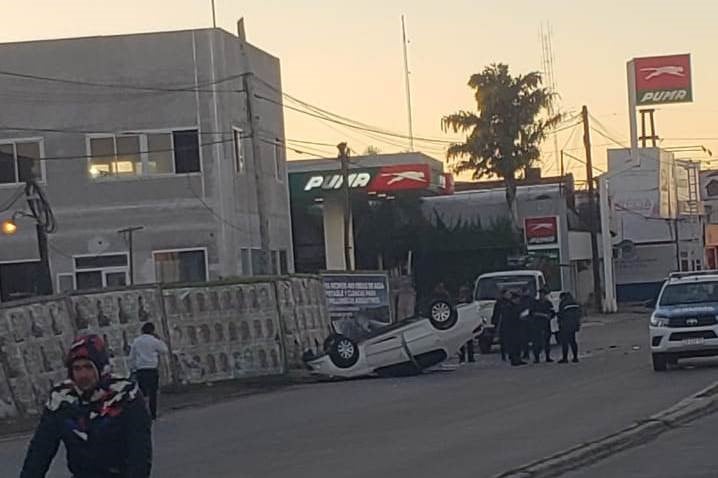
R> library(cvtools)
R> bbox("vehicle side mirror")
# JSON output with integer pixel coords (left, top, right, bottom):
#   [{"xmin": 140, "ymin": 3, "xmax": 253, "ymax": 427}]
[{"xmin": 645, "ymin": 298, "xmax": 657, "ymax": 309}]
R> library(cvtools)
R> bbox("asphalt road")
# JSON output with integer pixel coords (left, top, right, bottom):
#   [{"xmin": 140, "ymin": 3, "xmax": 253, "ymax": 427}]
[
  {"xmin": 3, "ymin": 310, "xmax": 718, "ymax": 478},
  {"xmin": 565, "ymin": 409, "xmax": 718, "ymax": 478}
]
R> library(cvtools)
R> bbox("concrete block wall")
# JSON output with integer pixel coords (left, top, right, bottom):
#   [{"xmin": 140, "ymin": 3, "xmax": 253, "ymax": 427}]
[
  {"xmin": 0, "ymin": 297, "xmax": 75, "ymax": 418},
  {"xmin": 163, "ymin": 282, "xmax": 283, "ymax": 384},
  {"xmin": 276, "ymin": 277, "xmax": 331, "ymax": 368},
  {"xmin": 0, "ymin": 275, "xmax": 328, "ymax": 419}
]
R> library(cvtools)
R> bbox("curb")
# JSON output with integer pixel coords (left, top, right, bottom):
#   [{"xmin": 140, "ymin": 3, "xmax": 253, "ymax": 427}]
[{"xmin": 494, "ymin": 380, "xmax": 718, "ymax": 478}]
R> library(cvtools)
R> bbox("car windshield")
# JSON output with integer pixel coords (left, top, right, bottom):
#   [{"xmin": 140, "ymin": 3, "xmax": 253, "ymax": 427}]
[
  {"xmin": 476, "ymin": 276, "xmax": 536, "ymax": 301},
  {"xmin": 659, "ymin": 281, "xmax": 718, "ymax": 306}
]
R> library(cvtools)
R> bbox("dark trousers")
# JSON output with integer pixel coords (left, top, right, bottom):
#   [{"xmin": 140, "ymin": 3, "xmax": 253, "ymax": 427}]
[
  {"xmin": 505, "ymin": 326, "xmax": 523, "ymax": 365},
  {"xmin": 136, "ymin": 369, "xmax": 159, "ymax": 419},
  {"xmin": 520, "ymin": 321, "xmax": 531, "ymax": 359},
  {"xmin": 560, "ymin": 329, "xmax": 578, "ymax": 360},
  {"xmin": 532, "ymin": 320, "xmax": 552, "ymax": 361},
  {"xmin": 459, "ymin": 339, "xmax": 475, "ymax": 362}
]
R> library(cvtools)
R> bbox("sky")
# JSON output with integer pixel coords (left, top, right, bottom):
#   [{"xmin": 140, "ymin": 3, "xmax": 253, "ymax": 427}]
[{"xmin": 4, "ymin": 0, "xmax": 718, "ymax": 181}]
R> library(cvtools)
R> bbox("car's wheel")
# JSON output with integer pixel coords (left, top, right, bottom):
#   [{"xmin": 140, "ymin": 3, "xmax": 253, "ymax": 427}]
[
  {"xmin": 429, "ymin": 300, "xmax": 458, "ymax": 330},
  {"xmin": 328, "ymin": 335, "xmax": 359, "ymax": 369},
  {"xmin": 652, "ymin": 353, "xmax": 668, "ymax": 372},
  {"xmin": 667, "ymin": 355, "xmax": 679, "ymax": 366},
  {"xmin": 478, "ymin": 336, "xmax": 493, "ymax": 354}
]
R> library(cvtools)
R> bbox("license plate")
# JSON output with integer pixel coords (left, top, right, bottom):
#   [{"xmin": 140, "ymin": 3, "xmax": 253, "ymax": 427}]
[{"xmin": 682, "ymin": 338, "xmax": 705, "ymax": 345}]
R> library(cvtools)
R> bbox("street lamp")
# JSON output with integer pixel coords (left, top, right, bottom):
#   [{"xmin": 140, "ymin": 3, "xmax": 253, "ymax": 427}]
[
  {"xmin": 1, "ymin": 219, "xmax": 17, "ymax": 235},
  {"xmin": 1, "ymin": 181, "xmax": 57, "ymax": 295}
]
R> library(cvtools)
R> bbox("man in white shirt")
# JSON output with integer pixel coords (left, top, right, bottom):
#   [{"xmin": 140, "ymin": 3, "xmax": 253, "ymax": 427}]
[{"xmin": 130, "ymin": 322, "xmax": 169, "ymax": 420}]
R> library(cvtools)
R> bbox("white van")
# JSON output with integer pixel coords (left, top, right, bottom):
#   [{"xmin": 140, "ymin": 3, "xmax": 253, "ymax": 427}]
[{"xmin": 469, "ymin": 270, "xmax": 560, "ymax": 353}]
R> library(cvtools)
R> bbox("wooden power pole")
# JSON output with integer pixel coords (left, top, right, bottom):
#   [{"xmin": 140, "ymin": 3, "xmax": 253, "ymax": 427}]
[{"xmin": 582, "ymin": 105, "xmax": 603, "ymax": 311}]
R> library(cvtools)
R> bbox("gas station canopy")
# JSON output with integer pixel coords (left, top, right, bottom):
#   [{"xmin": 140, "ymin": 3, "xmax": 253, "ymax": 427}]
[{"xmin": 288, "ymin": 152, "xmax": 453, "ymax": 201}]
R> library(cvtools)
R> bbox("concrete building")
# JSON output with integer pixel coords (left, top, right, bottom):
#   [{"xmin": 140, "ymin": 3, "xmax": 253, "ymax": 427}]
[
  {"xmin": 0, "ymin": 26, "xmax": 292, "ymax": 302},
  {"xmin": 607, "ymin": 148, "xmax": 702, "ymax": 301}
]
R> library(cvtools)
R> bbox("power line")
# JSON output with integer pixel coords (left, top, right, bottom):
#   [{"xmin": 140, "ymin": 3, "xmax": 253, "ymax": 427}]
[{"xmin": 0, "ymin": 69, "xmax": 249, "ymax": 94}]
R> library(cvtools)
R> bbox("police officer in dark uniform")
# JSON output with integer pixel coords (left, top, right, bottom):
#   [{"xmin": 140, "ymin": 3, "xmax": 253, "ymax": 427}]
[
  {"xmin": 558, "ymin": 292, "xmax": 581, "ymax": 363},
  {"xmin": 491, "ymin": 289, "xmax": 512, "ymax": 361},
  {"xmin": 531, "ymin": 287, "xmax": 555, "ymax": 363},
  {"xmin": 519, "ymin": 287, "xmax": 534, "ymax": 360},
  {"xmin": 504, "ymin": 290, "xmax": 528, "ymax": 366}
]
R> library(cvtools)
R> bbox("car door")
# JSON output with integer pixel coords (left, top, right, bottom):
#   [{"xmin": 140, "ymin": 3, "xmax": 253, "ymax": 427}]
[
  {"xmin": 363, "ymin": 327, "xmax": 409, "ymax": 368},
  {"xmin": 400, "ymin": 319, "xmax": 441, "ymax": 357}
]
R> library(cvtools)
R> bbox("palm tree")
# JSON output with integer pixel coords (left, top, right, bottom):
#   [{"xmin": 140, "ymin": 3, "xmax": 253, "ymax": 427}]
[{"xmin": 441, "ymin": 63, "xmax": 561, "ymax": 227}]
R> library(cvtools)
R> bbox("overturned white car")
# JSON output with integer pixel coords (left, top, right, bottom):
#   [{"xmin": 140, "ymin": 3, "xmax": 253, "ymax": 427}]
[{"xmin": 303, "ymin": 300, "xmax": 483, "ymax": 378}]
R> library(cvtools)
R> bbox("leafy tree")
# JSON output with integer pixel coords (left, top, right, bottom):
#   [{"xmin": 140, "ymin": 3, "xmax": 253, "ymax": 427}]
[{"xmin": 441, "ymin": 63, "xmax": 561, "ymax": 226}]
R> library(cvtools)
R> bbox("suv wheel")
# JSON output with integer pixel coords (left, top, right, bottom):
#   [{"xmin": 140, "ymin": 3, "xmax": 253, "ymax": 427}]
[{"xmin": 652, "ymin": 353, "xmax": 668, "ymax": 372}]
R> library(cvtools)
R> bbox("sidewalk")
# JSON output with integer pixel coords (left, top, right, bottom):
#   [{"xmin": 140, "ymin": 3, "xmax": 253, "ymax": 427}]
[{"xmin": 0, "ymin": 370, "xmax": 318, "ymax": 439}]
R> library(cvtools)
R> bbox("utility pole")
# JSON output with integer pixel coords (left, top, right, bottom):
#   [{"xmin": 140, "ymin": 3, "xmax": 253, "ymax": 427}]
[
  {"xmin": 582, "ymin": 105, "xmax": 603, "ymax": 311},
  {"xmin": 243, "ymin": 72, "xmax": 271, "ymax": 274},
  {"xmin": 337, "ymin": 142, "xmax": 353, "ymax": 271},
  {"xmin": 211, "ymin": 0, "xmax": 217, "ymax": 28},
  {"xmin": 118, "ymin": 226, "xmax": 144, "ymax": 285},
  {"xmin": 401, "ymin": 15, "xmax": 415, "ymax": 151}
]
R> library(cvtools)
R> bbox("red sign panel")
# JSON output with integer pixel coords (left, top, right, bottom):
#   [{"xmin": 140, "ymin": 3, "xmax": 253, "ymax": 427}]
[
  {"xmin": 524, "ymin": 216, "xmax": 558, "ymax": 246},
  {"xmin": 633, "ymin": 54, "xmax": 692, "ymax": 105},
  {"xmin": 367, "ymin": 164, "xmax": 431, "ymax": 193}
]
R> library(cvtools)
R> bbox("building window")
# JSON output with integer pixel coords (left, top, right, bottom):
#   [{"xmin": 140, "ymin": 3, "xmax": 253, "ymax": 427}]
[
  {"xmin": 0, "ymin": 139, "xmax": 43, "ymax": 185},
  {"xmin": 271, "ymin": 250, "xmax": 279, "ymax": 275},
  {"xmin": 0, "ymin": 261, "xmax": 49, "ymax": 301},
  {"xmin": 279, "ymin": 249, "xmax": 289, "ymax": 275},
  {"xmin": 74, "ymin": 253, "xmax": 129, "ymax": 290},
  {"xmin": 233, "ymin": 127, "xmax": 245, "ymax": 174},
  {"xmin": 240, "ymin": 248, "xmax": 250, "ymax": 275},
  {"xmin": 250, "ymin": 248, "xmax": 268, "ymax": 276},
  {"xmin": 154, "ymin": 248, "xmax": 207, "ymax": 284},
  {"xmin": 273, "ymin": 139, "xmax": 283, "ymax": 182},
  {"xmin": 88, "ymin": 129, "xmax": 200, "ymax": 178}
]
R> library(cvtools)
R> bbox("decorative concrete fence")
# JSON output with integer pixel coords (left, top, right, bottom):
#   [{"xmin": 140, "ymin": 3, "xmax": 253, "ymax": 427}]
[{"xmin": 0, "ymin": 275, "xmax": 329, "ymax": 419}]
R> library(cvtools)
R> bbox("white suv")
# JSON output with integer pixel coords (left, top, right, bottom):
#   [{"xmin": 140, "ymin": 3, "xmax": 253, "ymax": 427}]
[{"xmin": 649, "ymin": 271, "xmax": 718, "ymax": 371}]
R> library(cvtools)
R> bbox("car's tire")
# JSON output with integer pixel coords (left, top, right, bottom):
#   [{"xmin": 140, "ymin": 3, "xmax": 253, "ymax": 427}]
[
  {"xmin": 652, "ymin": 353, "xmax": 668, "ymax": 372},
  {"xmin": 328, "ymin": 335, "xmax": 359, "ymax": 369},
  {"xmin": 429, "ymin": 300, "xmax": 458, "ymax": 330},
  {"xmin": 667, "ymin": 355, "xmax": 679, "ymax": 366},
  {"xmin": 478, "ymin": 336, "xmax": 493, "ymax": 354}
]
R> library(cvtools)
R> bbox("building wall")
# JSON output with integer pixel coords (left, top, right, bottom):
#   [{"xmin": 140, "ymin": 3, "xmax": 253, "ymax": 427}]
[
  {"xmin": 608, "ymin": 148, "xmax": 703, "ymax": 298},
  {"xmin": 0, "ymin": 29, "xmax": 292, "ymax": 298}
]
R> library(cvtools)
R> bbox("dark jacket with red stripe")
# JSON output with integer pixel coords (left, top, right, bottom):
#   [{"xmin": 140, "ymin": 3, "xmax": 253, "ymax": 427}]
[{"xmin": 20, "ymin": 376, "xmax": 152, "ymax": 478}]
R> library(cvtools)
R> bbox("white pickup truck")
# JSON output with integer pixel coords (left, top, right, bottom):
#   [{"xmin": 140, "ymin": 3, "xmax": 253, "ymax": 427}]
[{"xmin": 469, "ymin": 270, "xmax": 561, "ymax": 354}]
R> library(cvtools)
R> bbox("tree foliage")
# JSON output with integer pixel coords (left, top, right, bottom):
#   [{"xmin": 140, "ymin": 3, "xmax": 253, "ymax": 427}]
[{"xmin": 441, "ymin": 63, "xmax": 561, "ymax": 224}]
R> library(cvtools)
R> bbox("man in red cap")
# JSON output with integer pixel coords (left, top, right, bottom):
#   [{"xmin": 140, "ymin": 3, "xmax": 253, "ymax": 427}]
[{"xmin": 19, "ymin": 334, "xmax": 152, "ymax": 478}]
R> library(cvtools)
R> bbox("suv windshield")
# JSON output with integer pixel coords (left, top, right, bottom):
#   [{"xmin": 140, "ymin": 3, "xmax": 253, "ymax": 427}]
[
  {"xmin": 659, "ymin": 281, "xmax": 718, "ymax": 306},
  {"xmin": 476, "ymin": 276, "xmax": 536, "ymax": 301}
]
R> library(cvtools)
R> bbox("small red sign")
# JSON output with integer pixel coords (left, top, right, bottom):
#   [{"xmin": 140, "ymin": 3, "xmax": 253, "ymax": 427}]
[
  {"xmin": 441, "ymin": 173, "xmax": 455, "ymax": 195},
  {"xmin": 367, "ymin": 164, "xmax": 431, "ymax": 193},
  {"xmin": 524, "ymin": 216, "xmax": 558, "ymax": 246}
]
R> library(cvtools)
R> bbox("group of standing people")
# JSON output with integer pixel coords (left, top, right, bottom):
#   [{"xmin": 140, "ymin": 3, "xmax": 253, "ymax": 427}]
[{"xmin": 492, "ymin": 288, "xmax": 582, "ymax": 366}]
